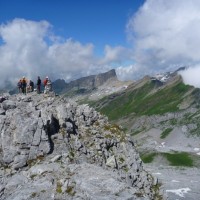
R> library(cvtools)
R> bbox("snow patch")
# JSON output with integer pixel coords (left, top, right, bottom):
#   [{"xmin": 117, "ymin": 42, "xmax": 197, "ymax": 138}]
[
  {"xmin": 197, "ymin": 152, "xmax": 200, "ymax": 156},
  {"xmin": 166, "ymin": 188, "xmax": 191, "ymax": 197},
  {"xmin": 158, "ymin": 142, "xmax": 165, "ymax": 148},
  {"xmin": 194, "ymin": 148, "xmax": 199, "ymax": 151},
  {"xmin": 190, "ymin": 180, "xmax": 198, "ymax": 183},
  {"xmin": 153, "ymin": 172, "xmax": 161, "ymax": 175},
  {"xmin": 171, "ymin": 180, "xmax": 180, "ymax": 183}
]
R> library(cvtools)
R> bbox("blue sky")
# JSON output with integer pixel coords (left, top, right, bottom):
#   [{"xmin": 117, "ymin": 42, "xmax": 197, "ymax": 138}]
[
  {"xmin": 0, "ymin": 0, "xmax": 144, "ymax": 54},
  {"xmin": 1, "ymin": 0, "xmax": 200, "ymax": 88}
]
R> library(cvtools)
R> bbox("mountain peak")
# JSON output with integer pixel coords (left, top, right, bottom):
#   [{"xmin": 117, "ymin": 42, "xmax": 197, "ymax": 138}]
[{"xmin": 53, "ymin": 69, "xmax": 118, "ymax": 94}]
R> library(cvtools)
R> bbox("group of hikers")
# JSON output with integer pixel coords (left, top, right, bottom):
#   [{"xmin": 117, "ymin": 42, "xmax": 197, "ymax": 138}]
[{"xmin": 17, "ymin": 76, "xmax": 52, "ymax": 94}]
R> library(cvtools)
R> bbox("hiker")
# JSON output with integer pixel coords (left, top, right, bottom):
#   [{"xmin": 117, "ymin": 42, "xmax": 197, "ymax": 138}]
[
  {"xmin": 43, "ymin": 76, "xmax": 52, "ymax": 94},
  {"xmin": 37, "ymin": 76, "xmax": 41, "ymax": 94},
  {"xmin": 17, "ymin": 79, "xmax": 22, "ymax": 93},
  {"xmin": 29, "ymin": 80, "xmax": 34, "ymax": 92},
  {"xmin": 43, "ymin": 76, "xmax": 48, "ymax": 87},
  {"xmin": 21, "ymin": 76, "xmax": 27, "ymax": 94}
]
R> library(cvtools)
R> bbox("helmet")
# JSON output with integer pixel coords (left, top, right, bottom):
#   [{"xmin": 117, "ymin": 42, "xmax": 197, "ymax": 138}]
[{"xmin": 46, "ymin": 76, "xmax": 49, "ymax": 79}]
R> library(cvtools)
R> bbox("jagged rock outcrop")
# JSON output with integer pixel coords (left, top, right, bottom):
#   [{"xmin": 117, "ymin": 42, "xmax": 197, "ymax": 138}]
[
  {"xmin": 67, "ymin": 69, "xmax": 117, "ymax": 89},
  {"xmin": 53, "ymin": 69, "xmax": 118, "ymax": 94},
  {"xmin": 0, "ymin": 92, "xmax": 163, "ymax": 200}
]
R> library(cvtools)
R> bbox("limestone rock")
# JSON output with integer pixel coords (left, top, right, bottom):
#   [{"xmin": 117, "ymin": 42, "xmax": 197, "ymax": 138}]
[{"xmin": 0, "ymin": 92, "xmax": 164, "ymax": 200}]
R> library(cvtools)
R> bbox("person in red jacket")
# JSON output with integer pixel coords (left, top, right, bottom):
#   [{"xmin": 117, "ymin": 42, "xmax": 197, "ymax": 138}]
[
  {"xmin": 43, "ymin": 76, "xmax": 48, "ymax": 86},
  {"xmin": 21, "ymin": 76, "xmax": 27, "ymax": 94}
]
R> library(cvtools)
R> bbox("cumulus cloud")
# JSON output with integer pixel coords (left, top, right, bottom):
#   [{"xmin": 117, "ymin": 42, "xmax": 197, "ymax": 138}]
[
  {"xmin": 0, "ymin": 18, "xmax": 130, "ymax": 89},
  {"xmin": 179, "ymin": 65, "xmax": 200, "ymax": 88},
  {"xmin": 116, "ymin": 64, "xmax": 147, "ymax": 81},
  {"xmin": 2, "ymin": 0, "xmax": 200, "ymax": 90},
  {"xmin": 100, "ymin": 45, "xmax": 132, "ymax": 64},
  {"xmin": 0, "ymin": 19, "xmax": 50, "ymax": 87},
  {"xmin": 126, "ymin": 0, "xmax": 200, "ymax": 86}
]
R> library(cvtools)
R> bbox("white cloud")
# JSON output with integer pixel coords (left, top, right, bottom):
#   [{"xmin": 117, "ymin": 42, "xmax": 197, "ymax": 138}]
[
  {"xmin": 116, "ymin": 64, "xmax": 146, "ymax": 81},
  {"xmin": 126, "ymin": 0, "xmax": 200, "ymax": 83},
  {"xmin": 100, "ymin": 45, "xmax": 132, "ymax": 64},
  {"xmin": 3, "ymin": 0, "xmax": 200, "ymax": 90},
  {"xmin": 48, "ymin": 39, "xmax": 96, "ymax": 80},
  {"xmin": 0, "ymin": 18, "xmax": 131, "ymax": 89},
  {"xmin": 0, "ymin": 19, "xmax": 51, "ymax": 88},
  {"xmin": 179, "ymin": 65, "xmax": 200, "ymax": 88}
]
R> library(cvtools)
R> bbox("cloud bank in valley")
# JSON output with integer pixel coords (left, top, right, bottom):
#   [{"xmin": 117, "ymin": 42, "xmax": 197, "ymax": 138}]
[
  {"xmin": 126, "ymin": 0, "xmax": 200, "ymax": 87},
  {"xmin": 178, "ymin": 66, "xmax": 200, "ymax": 88},
  {"xmin": 0, "ymin": 18, "xmax": 130, "ymax": 89}
]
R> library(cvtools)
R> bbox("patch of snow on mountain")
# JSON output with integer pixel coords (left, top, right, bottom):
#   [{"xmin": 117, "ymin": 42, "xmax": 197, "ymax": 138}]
[{"xmin": 166, "ymin": 188, "xmax": 191, "ymax": 198}]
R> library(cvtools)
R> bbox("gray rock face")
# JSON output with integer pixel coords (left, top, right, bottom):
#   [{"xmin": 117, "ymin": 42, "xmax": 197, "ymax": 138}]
[
  {"xmin": 66, "ymin": 69, "xmax": 117, "ymax": 90},
  {"xmin": 0, "ymin": 93, "xmax": 163, "ymax": 199},
  {"xmin": 55, "ymin": 69, "xmax": 118, "ymax": 94},
  {"xmin": 1, "ymin": 100, "xmax": 16, "ymax": 110}
]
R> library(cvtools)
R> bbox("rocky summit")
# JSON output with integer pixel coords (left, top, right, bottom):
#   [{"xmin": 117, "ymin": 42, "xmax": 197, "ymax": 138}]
[{"xmin": 0, "ymin": 92, "xmax": 163, "ymax": 200}]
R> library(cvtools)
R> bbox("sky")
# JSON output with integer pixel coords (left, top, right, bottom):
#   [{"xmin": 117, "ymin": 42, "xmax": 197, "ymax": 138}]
[{"xmin": 0, "ymin": 0, "xmax": 200, "ymax": 89}]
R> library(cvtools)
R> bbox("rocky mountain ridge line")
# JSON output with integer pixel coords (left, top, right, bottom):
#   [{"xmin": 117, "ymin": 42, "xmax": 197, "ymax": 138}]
[{"xmin": 0, "ymin": 92, "xmax": 163, "ymax": 199}]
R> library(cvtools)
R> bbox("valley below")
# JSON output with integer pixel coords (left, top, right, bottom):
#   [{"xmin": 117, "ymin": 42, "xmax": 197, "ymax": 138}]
[
  {"xmin": 145, "ymin": 163, "xmax": 200, "ymax": 200},
  {"xmin": 115, "ymin": 106, "xmax": 200, "ymax": 200},
  {"xmin": 81, "ymin": 69, "xmax": 200, "ymax": 200},
  {"xmin": 134, "ymin": 127, "xmax": 200, "ymax": 200}
]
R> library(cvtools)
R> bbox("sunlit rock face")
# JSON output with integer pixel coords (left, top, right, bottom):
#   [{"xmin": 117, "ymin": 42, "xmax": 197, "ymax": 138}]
[{"xmin": 0, "ymin": 92, "xmax": 163, "ymax": 200}]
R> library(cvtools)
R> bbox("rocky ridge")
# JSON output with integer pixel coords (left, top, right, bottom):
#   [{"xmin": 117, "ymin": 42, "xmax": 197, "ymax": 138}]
[
  {"xmin": 0, "ymin": 92, "xmax": 163, "ymax": 200},
  {"xmin": 53, "ymin": 69, "xmax": 119, "ymax": 95},
  {"xmin": 82, "ymin": 71, "xmax": 200, "ymax": 199}
]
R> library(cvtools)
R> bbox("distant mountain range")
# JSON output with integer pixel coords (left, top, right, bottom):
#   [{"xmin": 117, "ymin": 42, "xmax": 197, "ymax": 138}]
[
  {"xmin": 53, "ymin": 69, "xmax": 118, "ymax": 95},
  {"xmin": 7, "ymin": 69, "xmax": 118, "ymax": 95},
  {"xmin": 81, "ymin": 66, "xmax": 200, "ymax": 199},
  {"xmin": 8, "ymin": 67, "xmax": 188, "ymax": 96}
]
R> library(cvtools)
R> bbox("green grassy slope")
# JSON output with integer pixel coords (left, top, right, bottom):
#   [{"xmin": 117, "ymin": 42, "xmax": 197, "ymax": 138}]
[
  {"xmin": 89, "ymin": 76, "xmax": 197, "ymax": 121},
  {"xmin": 141, "ymin": 151, "xmax": 196, "ymax": 167}
]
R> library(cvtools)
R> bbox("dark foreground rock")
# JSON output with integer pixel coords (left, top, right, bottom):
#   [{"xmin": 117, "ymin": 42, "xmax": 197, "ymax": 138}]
[{"xmin": 0, "ymin": 92, "xmax": 164, "ymax": 200}]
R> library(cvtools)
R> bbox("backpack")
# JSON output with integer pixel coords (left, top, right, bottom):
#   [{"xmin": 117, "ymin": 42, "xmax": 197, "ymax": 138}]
[
  {"xmin": 17, "ymin": 81, "xmax": 22, "ymax": 87},
  {"xmin": 22, "ymin": 79, "xmax": 27, "ymax": 87},
  {"xmin": 30, "ymin": 81, "xmax": 34, "ymax": 87},
  {"xmin": 43, "ymin": 79, "xmax": 48, "ymax": 86}
]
